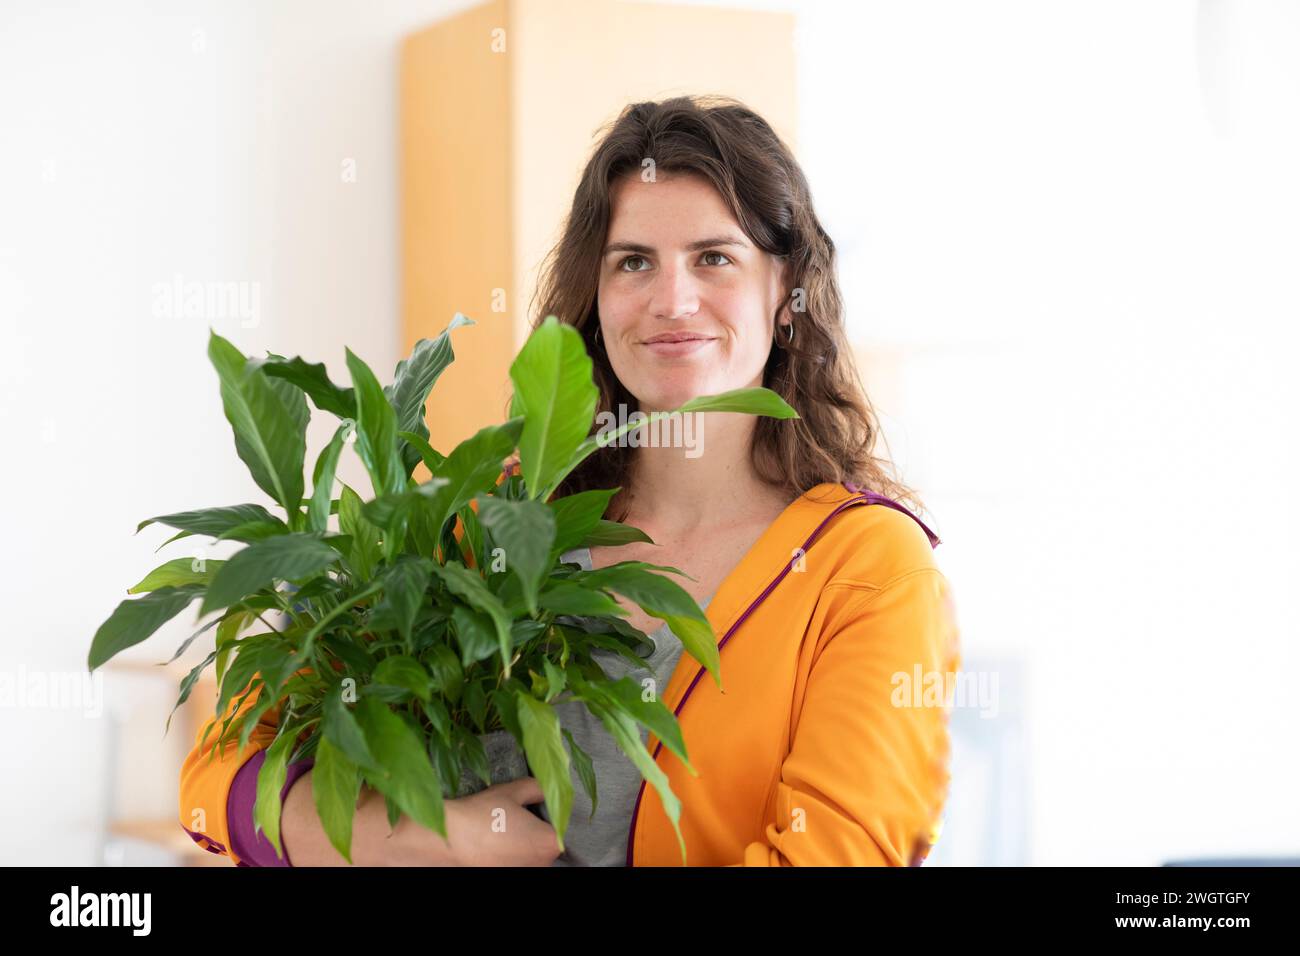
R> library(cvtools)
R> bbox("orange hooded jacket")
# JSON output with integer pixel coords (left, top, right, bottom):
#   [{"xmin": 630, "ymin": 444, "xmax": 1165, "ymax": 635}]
[{"xmin": 178, "ymin": 475, "xmax": 960, "ymax": 867}]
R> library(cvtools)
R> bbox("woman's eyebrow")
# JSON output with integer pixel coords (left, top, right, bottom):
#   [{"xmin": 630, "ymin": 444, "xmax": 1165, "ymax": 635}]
[{"xmin": 602, "ymin": 234, "xmax": 749, "ymax": 257}]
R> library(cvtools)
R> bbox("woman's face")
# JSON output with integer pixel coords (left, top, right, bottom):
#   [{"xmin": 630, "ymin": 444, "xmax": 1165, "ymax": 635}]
[{"xmin": 596, "ymin": 171, "xmax": 789, "ymax": 412}]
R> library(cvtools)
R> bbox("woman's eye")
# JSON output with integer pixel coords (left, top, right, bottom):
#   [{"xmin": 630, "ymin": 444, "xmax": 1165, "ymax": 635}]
[{"xmin": 619, "ymin": 251, "xmax": 731, "ymax": 272}]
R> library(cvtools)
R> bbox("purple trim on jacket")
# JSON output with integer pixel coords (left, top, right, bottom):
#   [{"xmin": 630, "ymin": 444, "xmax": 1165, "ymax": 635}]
[
  {"xmin": 181, "ymin": 826, "xmax": 228, "ymax": 855},
  {"xmin": 624, "ymin": 483, "xmax": 941, "ymax": 865},
  {"xmin": 842, "ymin": 480, "xmax": 942, "ymax": 547},
  {"xmin": 227, "ymin": 750, "xmax": 316, "ymax": 867}
]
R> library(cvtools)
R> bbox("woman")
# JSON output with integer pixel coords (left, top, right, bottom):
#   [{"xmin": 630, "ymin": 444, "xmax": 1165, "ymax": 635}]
[{"xmin": 179, "ymin": 94, "xmax": 960, "ymax": 868}]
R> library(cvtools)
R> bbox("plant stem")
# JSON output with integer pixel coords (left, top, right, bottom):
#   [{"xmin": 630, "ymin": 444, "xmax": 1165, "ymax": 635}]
[{"xmin": 294, "ymin": 581, "xmax": 383, "ymax": 664}]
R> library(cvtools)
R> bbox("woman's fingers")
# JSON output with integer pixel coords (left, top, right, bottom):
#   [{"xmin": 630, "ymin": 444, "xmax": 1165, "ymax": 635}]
[{"xmin": 493, "ymin": 776, "xmax": 544, "ymax": 806}]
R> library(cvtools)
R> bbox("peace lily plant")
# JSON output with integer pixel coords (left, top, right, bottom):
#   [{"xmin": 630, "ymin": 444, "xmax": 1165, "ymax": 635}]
[{"xmin": 87, "ymin": 314, "xmax": 797, "ymax": 865}]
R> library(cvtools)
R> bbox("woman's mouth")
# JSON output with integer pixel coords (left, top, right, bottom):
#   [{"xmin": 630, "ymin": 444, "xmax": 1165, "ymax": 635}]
[{"xmin": 639, "ymin": 335, "xmax": 716, "ymax": 357}]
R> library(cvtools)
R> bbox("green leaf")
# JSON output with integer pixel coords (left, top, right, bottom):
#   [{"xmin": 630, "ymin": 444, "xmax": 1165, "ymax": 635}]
[
  {"xmin": 236, "ymin": 692, "xmax": 279, "ymax": 751},
  {"xmin": 474, "ymin": 495, "xmax": 555, "ymax": 616},
  {"xmin": 397, "ymin": 429, "xmax": 445, "ymax": 476},
  {"xmin": 127, "ymin": 558, "xmax": 224, "ymax": 594},
  {"xmin": 137, "ymin": 504, "xmax": 287, "ymax": 539},
  {"xmin": 216, "ymin": 637, "xmax": 297, "ymax": 722},
  {"xmin": 541, "ymin": 658, "xmax": 566, "ymax": 702},
  {"xmin": 676, "ymin": 386, "xmax": 798, "ymax": 417},
  {"xmin": 200, "ymin": 534, "xmax": 340, "ymax": 615},
  {"xmin": 562, "ymin": 728, "xmax": 598, "ymax": 820},
  {"xmin": 431, "ymin": 564, "xmax": 514, "ymax": 676},
  {"xmin": 88, "ymin": 585, "xmax": 203, "ymax": 671},
  {"xmin": 423, "ymin": 419, "xmax": 524, "ymax": 542},
  {"xmin": 558, "ymin": 627, "xmax": 651, "ymax": 670},
  {"xmin": 309, "ymin": 420, "xmax": 355, "ymax": 533},
  {"xmin": 449, "ymin": 604, "xmax": 499, "ymax": 668},
  {"xmin": 208, "ymin": 330, "xmax": 307, "ymax": 519},
  {"xmin": 509, "ymin": 316, "xmax": 598, "ymax": 502},
  {"xmin": 338, "ymin": 485, "xmax": 381, "ymax": 580},
  {"xmin": 346, "ymin": 348, "xmax": 405, "ymax": 498},
  {"xmin": 312, "ymin": 736, "xmax": 361, "ymax": 862},
  {"xmin": 454, "ymin": 502, "xmax": 481, "ymax": 567},
  {"xmin": 214, "ymin": 609, "xmax": 251, "ymax": 686},
  {"xmin": 354, "ymin": 697, "xmax": 446, "ymax": 839},
  {"xmin": 490, "ymin": 686, "xmax": 522, "ymax": 740},
  {"xmin": 259, "ymin": 360, "xmax": 312, "ymax": 441},
  {"xmin": 454, "ymin": 724, "xmax": 491, "ymax": 790},
  {"xmin": 214, "ymin": 520, "xmax": 291, "ymax": 543},
  {"xmin": 422, "ymin": 697, "xmax": 453, "ymax": 745},
  {"xmin": 426, "ymin": 645, "xmax": 464, "ymax": 701},
  {"xmin": 164, "ymin": 615, "xmax": 223, "ymax": 666},
  {"xmin": 429, "ymin": 733, "xmax": 459, "ymax": 797},
  {"xmin": 581, "ymin": 693, "xmax": 688, "ymax": 864},
  {"xmin": 385, "ymin": 313, "xmax": 473, "ymax": 476},
  {"xmin": 514, "ymin": 692, "xmax": 573, "ymax": 851},
  {"xmin": 155, "ymin": 529, "xmax": 194, "ymax": 551},
  {"xmin": 361, "ymin": 477, "xmax": 450, "ymax": 538},
  {"xmin": 165, "ymin": 649, "xmax": 217, "ymax": 736},
  {"xmin": 293, "ymin": 581, "xmax": 383, "ymax": 665},
  {"xmin": 456, "ymin": 671, "xmax": 481, "ymax": 722},
  {"xmin": 214, "ymin": 638, "xmax": 274, "ymax": 719},
  {"xmin": 404, "ymin": 500, "xmax": 438, "ymax": 562},
  {"xmin": 511, "ymin": 618, "xmax": 548, "ymax": 649},
  {"xmin": 370, "ymin": 556, "xmax": 433, "ymax": 647},
  {"xmin": 319, "ymin": 535, "xmax": 354, "ymax": 565},
  {"xmin": 573, "ymin": 562, "xmax": 721, "ymax": 691},
  {"xmin": 320, "ymin": 632, "xmax": 374, "ymax": 679},
  {"xmin": 548, "ymin": 488, "xmax": 619, "ymax": 555},
  {"xmin": 580, "ymin": 675, "xmax": 691, "ymax": 771},
  {"xmin": 260, "ymin": 355, "xmax": 357, "ymax": 418},
  {"xmin": 372, "ymin": 655, "xmax": 433, "ymax": 702},
  {"xmin": 538, "ymin": 579, "xmax": 628, "ymax": 618},
  {"xmin": 544, "ymin": 385, "xmax": 798, "ymax": 503},
  {"xmin": 580, "ymin": 519, "xmax": 655, "ymax": 548},
  {"xmin": 322, "ymin": 686, "xmax": 378, "ymax": 770},
  {"xmin": 252, "ymin": 730, "xmax": 296, "ymax": 859}
]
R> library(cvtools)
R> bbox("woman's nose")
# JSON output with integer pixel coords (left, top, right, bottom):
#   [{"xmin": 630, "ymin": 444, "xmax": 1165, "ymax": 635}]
[{"xmin": 648, "ymin": 262, "xmax": 700, "ymax": 320}]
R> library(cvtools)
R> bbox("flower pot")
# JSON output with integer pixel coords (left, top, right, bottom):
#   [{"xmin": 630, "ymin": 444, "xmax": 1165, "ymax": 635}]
[{"xmin": 454, "ymin": 728, "xmax": 529, "ymax": 797}]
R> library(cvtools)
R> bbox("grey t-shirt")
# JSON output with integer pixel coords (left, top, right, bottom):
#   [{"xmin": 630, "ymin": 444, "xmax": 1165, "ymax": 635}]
[{"xmin": 540, "ymin": 546, "xmax": 713, "ymax": 866}]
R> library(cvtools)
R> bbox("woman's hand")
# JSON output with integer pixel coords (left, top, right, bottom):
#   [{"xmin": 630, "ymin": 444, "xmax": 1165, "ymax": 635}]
[
  {"xmin": 436, "ymin": 777, "xmax": 563, "ymax": 867},
  {"xmin": 283, "ymin": 771, "xmax": 561, "ymax": 867}
]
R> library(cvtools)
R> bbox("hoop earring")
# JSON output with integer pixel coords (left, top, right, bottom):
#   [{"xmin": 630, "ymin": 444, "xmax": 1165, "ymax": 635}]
[
  {"xmin": 594, "ymin": 325, "xmax": 602, "ymax": 348},
  {"xmin": 780, "ymin": 321, "xmax": 793, "ymax": 345}
]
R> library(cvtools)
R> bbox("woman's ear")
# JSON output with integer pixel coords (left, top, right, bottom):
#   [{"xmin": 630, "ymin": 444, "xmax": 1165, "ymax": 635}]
[{"xmin": 773, "ymin": 255, "xmax": 793, "ymax": 329}]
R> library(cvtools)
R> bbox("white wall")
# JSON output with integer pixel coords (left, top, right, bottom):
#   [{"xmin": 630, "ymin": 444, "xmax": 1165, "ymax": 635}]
[{"xmin": 0, "ymin": 0, "xmax": 475, "ymax": 865}]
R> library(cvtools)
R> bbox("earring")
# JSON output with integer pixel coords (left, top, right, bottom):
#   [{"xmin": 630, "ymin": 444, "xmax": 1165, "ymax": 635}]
[
  {"xmin": 779, "ymin": 321, "xmax": 793, "ymax": 344},
  {"xmin": 594, "ymin": 325, "xmax": 603, "ymax": 348}
]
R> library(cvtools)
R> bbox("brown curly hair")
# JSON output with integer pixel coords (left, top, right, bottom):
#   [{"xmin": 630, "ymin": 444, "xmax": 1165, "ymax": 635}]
[{"xmin": 512, "ymin": 94, "xmax": 924, "ymax": 523}]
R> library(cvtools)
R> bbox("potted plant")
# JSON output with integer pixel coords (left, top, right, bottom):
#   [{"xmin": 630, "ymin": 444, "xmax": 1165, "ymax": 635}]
[{"xmin": 87, "ymin": 314, "xmax": 797, "ymax": 864}]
